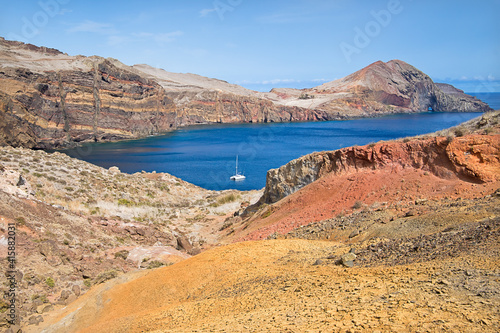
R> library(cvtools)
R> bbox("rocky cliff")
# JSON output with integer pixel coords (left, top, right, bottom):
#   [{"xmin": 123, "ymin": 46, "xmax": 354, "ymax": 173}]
[
  {"xmin": 0, "ymin": 38, "xmax": 492, "ymax": 149},
  {"xmin": 0, "ymin": 51, "xmax": 178, "ymax": 148},
  {"xmin": 227, "ymin": 112, "xmax": 500, "ymax": 243},
  {"xmin": 260, "ymin": 111, "xmax": 500, "ymax": 205},
  {"xmin": 270, "ymin": 60, "xmax": 493, "ymax": 116}
]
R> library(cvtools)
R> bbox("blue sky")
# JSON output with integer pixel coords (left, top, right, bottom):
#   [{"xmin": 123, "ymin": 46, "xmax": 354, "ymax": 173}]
[{"xmin": 1, "ymin": 0, "xmax": 499, "ymax": 92}]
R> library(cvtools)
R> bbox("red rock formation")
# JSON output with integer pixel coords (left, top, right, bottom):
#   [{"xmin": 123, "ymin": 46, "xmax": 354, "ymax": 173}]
[{"xmin": 234, "ymin": 122, "xmax": 500, "ymax": 241}]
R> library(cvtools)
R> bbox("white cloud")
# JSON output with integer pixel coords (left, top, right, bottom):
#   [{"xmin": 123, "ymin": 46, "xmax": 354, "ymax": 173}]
[
  {"xmin": 67, "ymin": 20, "xmax": 117, "ymax": 35},
  {"xmin": 199, "ymin": 8, "xmax": 216, "ymax": 17},
  {"xmin": 237, "ymin": 78, "xmax": 331, "ymax": 85},
  {"xmin": 262, "ymin": 78, "xmax": 300, "ymax": 85},
  {"xmin": 132, "ymin": 31, "xmax": 184, "ymax": 44},
  {"xmin": 68, "ymin": 21, "xmax": 183, "ymax": 47},
  {"xmin": 311, "ymin": 78, "xmax": 330, "ymax": 82},
  {"xmin": 153, "ymin": 31, "xmax": 184, "ymax": 43},
  {"xmin": 107, "ymin": 35, "xmax": 131, "ymax": 46}
]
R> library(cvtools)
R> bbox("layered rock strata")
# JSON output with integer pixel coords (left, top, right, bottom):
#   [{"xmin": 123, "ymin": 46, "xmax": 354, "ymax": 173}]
[{"xmin": 0, "ymin": 38, "xmax": 492, "ymax": 149}]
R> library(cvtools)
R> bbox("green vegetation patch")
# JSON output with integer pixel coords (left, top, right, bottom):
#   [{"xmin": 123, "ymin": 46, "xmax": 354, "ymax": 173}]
[{"xmin": 45, "ymin": 277, "xmax": 55, "ymax": 288}]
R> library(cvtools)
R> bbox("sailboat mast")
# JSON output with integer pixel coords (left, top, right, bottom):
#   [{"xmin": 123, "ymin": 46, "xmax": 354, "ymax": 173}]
[{"xmin": 235, "ymin": 155, "xmax": 238, "ymax": 175}]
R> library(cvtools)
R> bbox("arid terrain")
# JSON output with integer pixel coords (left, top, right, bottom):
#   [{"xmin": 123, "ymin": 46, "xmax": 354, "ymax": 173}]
[
  {"xmin": 0, "ymin": 110, "xmax": 497, "ymax": 332},
  {"xmin": 0, "ymin": 144, "xmax": 260, "ymax": 332},
  {"xmin": 0, "ymin": 38, "xmax": 499, "ymax": 333}
]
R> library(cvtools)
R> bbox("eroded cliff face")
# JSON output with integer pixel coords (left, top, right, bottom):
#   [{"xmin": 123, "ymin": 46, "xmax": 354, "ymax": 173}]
[
  {"xmin": 0, "ymin": 39, "xmax": 331, "ymax": 148},
  {"xmin": 0, "ymin": 60, "xmax": 178, "ymax": 148},
  {"xmin": 0, "ymin": 38, "xmax": 493, "ymax": 149},
  {"xmin": 167, "ymin": 90, "xmax": 328, "ymax": 125}
]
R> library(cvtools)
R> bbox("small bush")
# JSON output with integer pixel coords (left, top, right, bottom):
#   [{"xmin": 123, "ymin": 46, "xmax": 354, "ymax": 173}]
[
  {"xmin": 262, "ymin": 206, "xmax": 273, "ymax": 219},
  {"xmin": 454, "ymin": 126, "xmax": 466, "ymax": 137},
  {"xmin": 15, "ymin": 217, "xmax": 26, "ymax": 226},
  {"xmin": 155, "ymin": 183, "xmax": 169, "ymax": 192},
  {"xmin": 217, "ymin": 193, "xmax": 239, "ymax": 205},
  {"xmin": 0, "ymin": 299, "xmax": 8, "ymax": 313},
  {"xmin": 117, "ymin": 198, "xmax": 135, "ymax": 207},
  {"xmin": 352, "ymin": 200, "xmax": 364, "ymax": 209},
  {"xmin": 147, "ymin": 260, "xmax": 165, "ymax": 269},
  {"xmin": 114, "ymin": 250, "xmax": 129, "ymax": 260},
  {"xmin": 94, "ymin": 270, "xmax": 119, "ymax": 285},
  {"xmin": 31, "ymin": 294, "xmax": 48, "ymax": 303},
  {"xmin": 298, "ymin": 93, "xmax": 315, "ymax": 100},
  {"xmin": 45, "ymin": 277, "xmax": 55, "ymax": 288}
]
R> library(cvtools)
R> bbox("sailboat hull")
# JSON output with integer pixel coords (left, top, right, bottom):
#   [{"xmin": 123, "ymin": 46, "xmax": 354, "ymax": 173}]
[{"xmin": 230, "ymin": 174, "xmax": 246, "ymax": 181}]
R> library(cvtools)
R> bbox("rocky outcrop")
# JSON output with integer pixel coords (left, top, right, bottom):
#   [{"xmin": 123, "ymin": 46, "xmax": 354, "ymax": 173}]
[
  {"xmin": 166, "ymin": 90, "xmax": 328, "ymax": 125},
  {"xmin": 287, "ymin": 60, "xmax": 493, "ymax": 116},
  {"xmin": 0, "ymin": 38, "xmax": 492, "ymax": 149},
  {"xmin": 0, "ymin": 59, "xmax": 178, "ymax": 148},
  {"xmin": 260, "ymin": 116, "xmax": 500, "ymax": 204}
]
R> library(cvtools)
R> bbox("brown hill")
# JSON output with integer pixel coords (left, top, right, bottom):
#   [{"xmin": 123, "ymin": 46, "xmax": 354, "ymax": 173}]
[
  {"xmin": 266, "ymin": 60, "xmax": 492, "ymax": 116},
  {"xmin": 0, "ymin": 37, "xmax": 491, "ymax": 149}
]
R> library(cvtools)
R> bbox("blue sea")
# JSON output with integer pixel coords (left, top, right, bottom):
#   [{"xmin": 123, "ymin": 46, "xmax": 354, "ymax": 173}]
[
  {"xmin": 469, "ymin": 92, "xmax": 500, "ymax": 110},
  {"xmin": 59, "ymin": 91, "xmax": 499, "ymax": 191}
]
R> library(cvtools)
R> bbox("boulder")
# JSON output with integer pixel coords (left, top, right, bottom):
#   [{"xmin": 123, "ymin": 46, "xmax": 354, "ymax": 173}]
[
  {"xmin": 28, "ymin": 315, "xmax": 44, "ymax": 325},
  {"xmin": 341, "ymin": 252, "xmax": 357, "ymax": 268},
  {"xmin": 109, "ymin": 166, "xmax": 120, "ymax": 174},
  {"xmin": 72, "ymin": 284, "xmax": 81, "ymax": 296}
]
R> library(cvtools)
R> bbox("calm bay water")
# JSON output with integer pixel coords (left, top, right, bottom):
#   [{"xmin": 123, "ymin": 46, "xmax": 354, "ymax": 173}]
[{"xmin": 60, "ymin": 111, "xmax": 487, "ymax": 191}]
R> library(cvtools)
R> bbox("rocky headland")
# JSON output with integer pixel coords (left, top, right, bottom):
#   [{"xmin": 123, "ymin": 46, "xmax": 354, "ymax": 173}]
[
  {"xmin": 229, "ymin": 111, "xmax": 500, "ymax": 242},
  {"xmin": 0, "ymin": 37, "xmax": 492, "ymax": 149}
]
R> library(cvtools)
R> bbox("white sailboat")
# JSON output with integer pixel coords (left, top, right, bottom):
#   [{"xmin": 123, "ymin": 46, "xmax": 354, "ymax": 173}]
[{"xmin": 230, "ymin": 155, "xmax": 246, "ymax": 181}]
